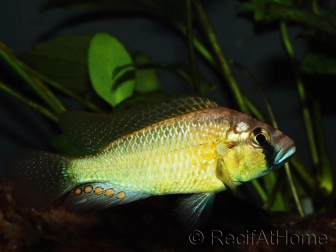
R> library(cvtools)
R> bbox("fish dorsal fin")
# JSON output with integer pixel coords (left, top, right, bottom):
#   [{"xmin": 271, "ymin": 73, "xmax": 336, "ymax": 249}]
[{"xmin": 58, "ymin": 96, "xmax": 218, "ymax": 152}]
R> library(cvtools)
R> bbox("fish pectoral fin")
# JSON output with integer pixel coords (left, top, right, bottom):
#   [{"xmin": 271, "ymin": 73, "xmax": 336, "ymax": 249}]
[
  {"xmin": 176, "ymin": 193, "xmax": 215, "ymax": 231},
  {"xmin": 65, "ymin": 183, "xmax": 149, "ymax": 211},
  {"xmin": 216, "ymin": 158, "xmax": 237, "ymax": 193}
]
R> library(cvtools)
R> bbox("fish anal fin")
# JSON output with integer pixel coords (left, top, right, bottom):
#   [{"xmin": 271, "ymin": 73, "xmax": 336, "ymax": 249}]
[
  {"xmin": 176, "ymin": 193, "xmax": 215, "ymax": 231},
  {"xmin": 65, "ymin": 183, "xmax": 149, "ymax": 211}
]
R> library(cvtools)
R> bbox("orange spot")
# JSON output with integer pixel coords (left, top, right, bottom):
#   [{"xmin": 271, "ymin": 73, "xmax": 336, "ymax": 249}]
[
  {"xmin": 105, "ymin": 188, "xmax": 115, "ymax": 197},
  {"xmin": 193, "ymin": 178, "xmax": 197, "ymax": 185},
  {"xmin": 84, "ymin": 185, "xmax": 93, "ymax": 193},
  {"xmin": 116, "ymin": 192, "xmax": 126, "ymax": 199},
  {"xmin": 74, "ymin": 188, "xmax": 82, "ymax": 195},
  {"xmin": 94, "ymin": 187, "xmax": 104, "ymax": 195}
]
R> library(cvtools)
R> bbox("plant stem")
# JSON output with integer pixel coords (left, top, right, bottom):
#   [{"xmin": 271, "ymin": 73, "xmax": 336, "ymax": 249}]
[
  {"xmin": 174, "ymin": 22, "xmax": 216, "ymax": 66},
  {"xmin": 313, "ymin": 100, "xmax": 333, "ymax": 194},
  {"xmin": 290, "ymin": 156, "xmax": 316, "ymax": 191},
  {"xmin": 192, "ymin": 0, "xmax": 248, "ymax": 114},
  {"xmin": 19, "ymin": 61, "xmax": 105, "ymax": 114},
  {"xmin": 244, "ymin": 97, "xmax": 266, "ymax": 122},
  {"xmin": 285, "ymin": 163, "xmax": 305, "ymax": 216},
  {"xmin": 263, "ymin": 171, "xmax": 284, "ymax": 210},
  {"xmin": 312, "ymin": 0, "xmax": 320, "ymax": 15},
  {"xmin": 0, "ymin": 81, "xmax": 58, "ymax": 122},
  {"xmin": 252, "ymin": 180, "xmax": 267, "ymax": 202},
  {"xmin": 186, "ymin": 0, "xmax": 200, "ymax": 96},
  {"xmin": 173, "ymin": 18, "xmax": 317, "ymax": 201},
  {"xmin": 0, "ymin": 41, "xmax": 65, "ymax": 114},
  {"xmin": 231, "ymin": 60, "xmax": 278, "ymax": 127},
  {"xmin": 231, "ymin": 60, "xmax": 291, "ymax": 210},
  {"xmin": 279, "ymin": 22, "xmax": 320, "ymax": 180}
]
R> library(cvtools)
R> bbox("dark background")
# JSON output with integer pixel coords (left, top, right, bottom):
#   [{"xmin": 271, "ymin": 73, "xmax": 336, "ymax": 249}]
[{"xmin": 0, "ymin": 0, "xmax": 334, "ymax": 181}]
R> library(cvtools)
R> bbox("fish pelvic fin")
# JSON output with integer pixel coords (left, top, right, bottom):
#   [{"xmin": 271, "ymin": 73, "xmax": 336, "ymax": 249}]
[
  {"xmin": 176, "ymin": 193, "xmax": 215, "ymax": 231},
  {"xmin": 10, "ymin": 149, "xmax": 74, "ymax": 211}
]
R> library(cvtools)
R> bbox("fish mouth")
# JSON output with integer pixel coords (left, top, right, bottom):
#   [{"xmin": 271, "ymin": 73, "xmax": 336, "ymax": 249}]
[{"xmin": 273, "ymin": 144, "xmax": 296, "ymax": 166}]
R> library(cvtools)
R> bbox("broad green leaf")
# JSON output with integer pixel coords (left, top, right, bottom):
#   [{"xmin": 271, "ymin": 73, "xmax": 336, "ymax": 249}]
[
  {"xmin": 114, "ymin": 91, "xmax": 169, "ymax": 111},
  {"xmin": 112, "ymin": 62, "xmax": 216, "ymax": 95},
  {"xmin": 20, "ymin": 35, "xmax": 92, "ymax": 94},
  {"xmin": 88, "ymin": 32, "xmax": 135, "ymax": 107},
  {"xmin": 52, "ymin": 134, "xmax": 89, "ymax": 156},
  {"xmin": 133, "ymin": 52, "xmax": 160, "ymax": 93},
  {"xmin": 301, "ymin": 52, "xmax": 336, "ymax": 75}
]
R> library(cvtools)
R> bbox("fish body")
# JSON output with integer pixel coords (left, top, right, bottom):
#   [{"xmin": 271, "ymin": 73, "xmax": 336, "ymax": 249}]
[
  {"xmin": 71, "ymin": 106, "xmax": 227, "ymax": 194},
  {"xmin": 11, "ymin": 96, "xmax": 296, "ymax": 228}
]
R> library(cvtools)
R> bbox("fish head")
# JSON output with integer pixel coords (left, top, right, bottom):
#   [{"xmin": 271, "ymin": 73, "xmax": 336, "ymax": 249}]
[{"xmin": 219, "ymin": 114, "xmax": 296, "ymax": 183}]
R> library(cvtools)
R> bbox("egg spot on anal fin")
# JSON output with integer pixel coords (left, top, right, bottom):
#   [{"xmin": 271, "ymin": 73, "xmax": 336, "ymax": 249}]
[
  {"xmin": 116, "ymin": 192, "xmax": 126, "ymax": 199},
  {"xmin": 84, "ymin": 185, "xmax": 93, "ymax": 193},
  {"xmin": 74, "ymin": 188, "xmax": 82, "ymax": 195},
  {"xmin": 64, "ymin": 183, "xmax": 149, "ymax": 211},
  {"xmin": 215, "ymin": 158, "xmax": 236, "ymax": 193},
  {"xmin": 105, "ymin": 188, "xmax": 115, "ymax": 197},
  {"xmin": 94, "ymin": 187, "xmax": 104, "ymax": 195}
]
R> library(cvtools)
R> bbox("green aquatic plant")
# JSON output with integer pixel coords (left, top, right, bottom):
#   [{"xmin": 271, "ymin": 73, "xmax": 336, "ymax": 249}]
[{"xmin": 0, "ymin": 0, "xmax": 334, "ymax": 218}]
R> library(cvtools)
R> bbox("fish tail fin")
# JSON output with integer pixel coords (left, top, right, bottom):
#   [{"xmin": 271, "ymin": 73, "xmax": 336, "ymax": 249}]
[{"xmin": 10, "ymin": 149, "xmax": 74, "ymax": 210}]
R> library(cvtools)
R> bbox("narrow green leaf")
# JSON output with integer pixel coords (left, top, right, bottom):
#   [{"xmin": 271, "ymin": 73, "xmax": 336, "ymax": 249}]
[
  {"xmin": 0, "ymin": 81, "xmax": 58, "ymax": 122},
  {"xmin": 88, "ymin": 32, "xmax": 135, "ymax": 107},
  {"xmin": 263, "ymin": 3, "xmax": 336, "ymax": 36},
  {"xmin": 313, "ymin": 100, "xmax": 333, "ymax": 195},
  {"xmin": 239, "ymin": 0, "xmax": 294, "ymax": 22},
  {"xmin": 21, "ymin": 35, "xmax": 92, "ymax": 95},
  {"xmin": 327, "ymin": 7, "xmax": 336, "ymax": 29},
  {"xmin": 167, "ymin": 64, "xmax": 216, "ymax": 95},
  {"xmin": 240, "ymin": 0, "xmax": 270, "ymax": 22},
  {"xmin": 301, "ymin": 52, "xmax": 336, "ymax": 75},
  {"xmin": 133, "ymin": 52, "xmax": 160, "ymax": 93}
]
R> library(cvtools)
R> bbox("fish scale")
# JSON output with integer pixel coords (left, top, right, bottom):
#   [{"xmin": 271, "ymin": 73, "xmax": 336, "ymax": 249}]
[{"xmin": 69, "ymin": 112, "xmax": 227, "ymax": 194}]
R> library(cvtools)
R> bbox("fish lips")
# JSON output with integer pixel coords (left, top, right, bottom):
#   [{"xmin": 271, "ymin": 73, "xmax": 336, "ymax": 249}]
[{"xmin": 273, "ymin": 144, "xmax": 296, "ymax": 168}]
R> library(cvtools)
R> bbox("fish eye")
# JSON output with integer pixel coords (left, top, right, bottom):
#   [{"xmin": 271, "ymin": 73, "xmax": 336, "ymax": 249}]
[{"xmin": 250, "ymin": 128, "xmax": 270, "ymax": 148}]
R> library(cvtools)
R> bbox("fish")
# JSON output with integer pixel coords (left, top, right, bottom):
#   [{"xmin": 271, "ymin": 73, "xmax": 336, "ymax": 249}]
[{"xmin": 10, "ymin": 96, "xmax": 296, "ymax": 229}]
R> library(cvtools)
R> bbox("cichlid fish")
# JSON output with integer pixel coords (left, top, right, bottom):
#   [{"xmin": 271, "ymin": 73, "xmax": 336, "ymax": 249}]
[{"xmin": 11, "ymin": 96, "xmax": 296, "ymax": 229}]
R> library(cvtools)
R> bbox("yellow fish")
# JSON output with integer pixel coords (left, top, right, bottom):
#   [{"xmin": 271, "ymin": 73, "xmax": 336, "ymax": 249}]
[{"xmin": 11, "ymin": 96, "xmax": 296, "ymax": 228}]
